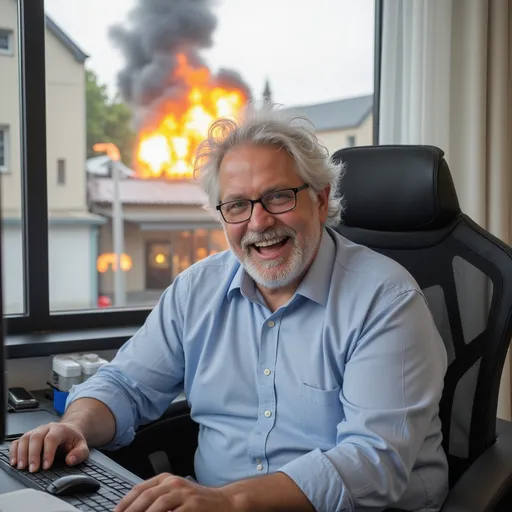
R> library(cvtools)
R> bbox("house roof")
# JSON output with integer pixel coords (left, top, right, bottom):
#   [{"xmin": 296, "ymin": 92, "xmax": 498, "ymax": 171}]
[
  {"xmin": 288, "ymin": 94, "xmax": 373, "ymax": 132},
  {"xmin": 45, "ymin": 15, "xmax": 88, "ymax": 63},
  {"xmin": 88, "ymin": 177, "xmax": 208, "ymax": 206}
]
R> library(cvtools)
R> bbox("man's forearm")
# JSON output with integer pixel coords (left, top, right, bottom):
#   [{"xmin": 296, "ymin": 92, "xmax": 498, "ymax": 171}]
[
  {"xmin": 222, "ymin": 472, "xmax": 315, "ymax": 512},
  {"xmin": 61, "ymin": 397, "xmax": 116, "ymax": 447}
]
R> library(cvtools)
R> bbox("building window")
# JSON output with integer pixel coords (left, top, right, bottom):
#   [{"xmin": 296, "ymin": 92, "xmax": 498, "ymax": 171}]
[
  {"xmin": 346, "ymin": 135, "xmax": 356, "ymax": 147},
  {"xmin": 0, "ymin": 127, "xmax": 8, "ymax": 172},
  {"xmin": 146, "ymin": 242, "xmax": 171, "ymax": 290},
  {"xmin": 0, "ymin": 29, "xmax": 13, "ymax": 55},
  {"xmin": 57, "ymin": 159, "xmax": 66, "ymax": 185}
]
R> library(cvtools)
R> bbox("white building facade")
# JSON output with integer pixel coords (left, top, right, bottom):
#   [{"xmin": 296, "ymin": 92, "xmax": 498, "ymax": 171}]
[{"xmin": 0, "ymin": 0, "xmax": 103, "ymax": 313}]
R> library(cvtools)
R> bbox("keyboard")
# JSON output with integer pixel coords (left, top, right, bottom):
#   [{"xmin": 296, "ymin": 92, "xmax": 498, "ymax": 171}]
[{"xmin": 0, "ymin": 445, "xmax": 134, "ymax": 511}]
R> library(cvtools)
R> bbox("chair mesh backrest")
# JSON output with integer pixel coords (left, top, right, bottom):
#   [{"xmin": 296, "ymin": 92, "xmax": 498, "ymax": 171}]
[
  {"xmin": 337, "ymin": 217, "xmax": 512, "ymax": 485},
  {"xmin": 332, "ymin": 144, "xmax": 512, "ymax": 486}
]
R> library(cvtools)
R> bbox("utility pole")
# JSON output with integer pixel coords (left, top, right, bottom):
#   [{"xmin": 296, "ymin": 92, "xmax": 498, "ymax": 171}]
[{"xmin": 93, "ymin": 143, "xmax": 126, "ymax": 307}]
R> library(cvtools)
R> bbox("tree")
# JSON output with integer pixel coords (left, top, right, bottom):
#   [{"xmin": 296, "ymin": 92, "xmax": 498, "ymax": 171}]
[{"xmin": 86, "ymin": 69, "xmax": 135, "ymax": 166}]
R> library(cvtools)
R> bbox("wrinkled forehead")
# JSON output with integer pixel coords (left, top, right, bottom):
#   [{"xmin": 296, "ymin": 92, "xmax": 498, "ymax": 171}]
[{"xmin": 218, "ymin": 144, "xmax": 300, "ymax": 198}]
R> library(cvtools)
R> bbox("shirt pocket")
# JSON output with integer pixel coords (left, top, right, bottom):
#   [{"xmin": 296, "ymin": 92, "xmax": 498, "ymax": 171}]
[{"xmin": 301, "ymin": 383, "xmax": 343, "ymax": 446}]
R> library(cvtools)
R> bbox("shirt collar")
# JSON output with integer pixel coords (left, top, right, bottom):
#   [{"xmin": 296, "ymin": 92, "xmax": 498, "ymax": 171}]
[
  {"xmin": 226, "ymin": 228, "xmax": 336, "ymax": 306},
  {"xmin": 294, "ymin": 227, "xmax": 335, "ymax": 306},
  {"xmin": 227, "ymin": 261, "xmax": 254, "ymax": 301}
]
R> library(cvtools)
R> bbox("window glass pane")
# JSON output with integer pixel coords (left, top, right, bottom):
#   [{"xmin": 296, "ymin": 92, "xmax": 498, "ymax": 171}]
[
  {"xmin": 0, "ymin": 0, "xmax": 24, "ymax": 315},
  {"xmin": 172, "ymin": 232, "xmax": 193, "ymax": 278},
  {"xmin": 44, "ymin": 0, "xmax": 374, "ymax": 311},
  {"xmin": 0, "ymin": 128, "xmax": 6, "ymax": 169},
  {"xmin": 210, "ymin": 230, "xmax": 229, "ymax": 256},
  {"xmin": 146, "ymin": 241, "xmax": 171, "ymax": 289},
  {"xmin": 194, "ymin": 229, "xmax": 209, "ymax": 262},
  {"xmin": 0, "ymin": 29, "xmax": 12, "ymax": 53},
  {"xmin": 57, "ymin": 158, "xmax": 65, "ymax": 185}
]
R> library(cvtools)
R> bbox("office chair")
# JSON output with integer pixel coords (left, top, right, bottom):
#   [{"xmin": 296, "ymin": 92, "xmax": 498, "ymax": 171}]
[{"xmin": 105, "ymin": 145, "xmax": 512, "ymax": 511}]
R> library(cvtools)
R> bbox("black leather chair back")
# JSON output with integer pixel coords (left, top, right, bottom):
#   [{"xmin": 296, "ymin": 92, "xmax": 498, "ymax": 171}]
[{"xmin": 331, "ymin": 145, "xmax": 512, "ymax": 486}]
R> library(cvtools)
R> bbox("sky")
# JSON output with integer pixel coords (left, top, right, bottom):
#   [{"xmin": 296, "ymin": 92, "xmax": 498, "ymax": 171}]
[{"xmin": 44, "ymin": 0, "xmax": 375, "ymax": 108}]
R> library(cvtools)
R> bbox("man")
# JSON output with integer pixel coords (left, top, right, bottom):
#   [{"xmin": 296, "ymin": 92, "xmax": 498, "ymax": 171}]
[{"xmin": 10, "ymin": 103, "xmax": 448, "ymax": 512}]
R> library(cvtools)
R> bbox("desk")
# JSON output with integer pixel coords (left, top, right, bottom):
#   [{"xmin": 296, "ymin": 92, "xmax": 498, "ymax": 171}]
[{"xmin": 0, "ymin": 395, "xmax": 142, "ymax": 495}]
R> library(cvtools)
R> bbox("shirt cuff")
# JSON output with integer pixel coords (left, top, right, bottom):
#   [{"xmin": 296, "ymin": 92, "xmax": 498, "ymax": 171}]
[
  {"xmin": 65, "ymin": 381, "xmax": 136, "ymax": 450},
  {"xmin": 278, "ymin": 448, "xmax": 354, "ymax": 512}
]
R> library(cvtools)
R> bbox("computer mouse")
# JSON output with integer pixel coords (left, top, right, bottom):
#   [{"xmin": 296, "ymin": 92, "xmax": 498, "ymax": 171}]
[{"xmin": 46, "ymin": 474, "xmax": 101, "ymax": 496}]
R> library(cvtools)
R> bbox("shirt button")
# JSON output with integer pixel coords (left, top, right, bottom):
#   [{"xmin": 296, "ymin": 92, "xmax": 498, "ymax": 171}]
[
  {"xmin": 256, "ymin": 464, "xmax": 263, "ymax": 471},
  {"xmin": 264, "ymin": 410, "xmax": 272, "ymax": 418},
  {"xmin": 264, "ymin": 369, "xmax": 271, "ymax": 376},
  {"xmin": 267, "ymin": 320, "xmax": 275, "ymax": 328}
]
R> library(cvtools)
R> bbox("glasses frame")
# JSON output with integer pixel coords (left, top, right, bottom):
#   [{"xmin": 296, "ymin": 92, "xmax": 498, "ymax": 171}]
[{"xmin": 216, "ymin": 183, "xmax": 310, "ymax": 224}]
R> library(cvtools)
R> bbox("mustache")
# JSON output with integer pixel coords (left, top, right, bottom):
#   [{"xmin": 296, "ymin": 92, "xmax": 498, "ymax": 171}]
[{"xmin": 241, "ymin": 227, "xmax": 296, "ymax": 250}]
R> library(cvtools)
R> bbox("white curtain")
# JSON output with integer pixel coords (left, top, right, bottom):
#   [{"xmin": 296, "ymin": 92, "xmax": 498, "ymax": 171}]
[{"xmin": 379, "ymin": 0, "xmax": 512, "ymax": 419}]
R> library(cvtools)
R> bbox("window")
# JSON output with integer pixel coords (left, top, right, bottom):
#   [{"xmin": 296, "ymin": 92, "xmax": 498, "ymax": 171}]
[
  {"xmin": 57, "ymin": 158, "xmax": 65, "ymax": 184},
  {"xmin": 6, "ymin": 0, "xmax": 375, "ymax": 334},
  {"xmin": 0, "ymin": 127, "xmax": 8, "ymax": 172},
  {"xmin": 346, "ymin": 135, "xmax": 357, "ymax": 147},
  {"xmin": 1, "ymin": 1, "xmax": 24, "ymax": 318},
  {"xmin": 0, "ymin": 28, "xmax": 13, "ymax": 54}
]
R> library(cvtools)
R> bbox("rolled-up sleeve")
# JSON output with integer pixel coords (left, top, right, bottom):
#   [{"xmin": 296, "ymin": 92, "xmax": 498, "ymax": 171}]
[
  {"xmin": 279, "ymin": 289, "xmax": 447, "ymax": 512},
  {"xmin": 66, "ymin": 274, "xmax": 188, "ymax": 450}
]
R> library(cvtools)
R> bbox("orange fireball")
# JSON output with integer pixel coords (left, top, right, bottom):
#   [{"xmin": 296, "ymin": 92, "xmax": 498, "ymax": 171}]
[{"xmin": 135, "ymin": 54, "xmax": 248, "ymax": 179}]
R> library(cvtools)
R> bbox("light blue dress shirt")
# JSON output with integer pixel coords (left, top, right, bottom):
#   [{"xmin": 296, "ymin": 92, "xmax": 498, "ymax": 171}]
[{"xmin": 67, "ymin": 227, "xmax": 448, "ymax": 511}]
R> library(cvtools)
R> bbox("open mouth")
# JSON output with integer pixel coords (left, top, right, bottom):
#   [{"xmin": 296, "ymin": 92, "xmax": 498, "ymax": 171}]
[{"xmin": 251, "ymin": 236, "xmax": 290, "ymax": 255}]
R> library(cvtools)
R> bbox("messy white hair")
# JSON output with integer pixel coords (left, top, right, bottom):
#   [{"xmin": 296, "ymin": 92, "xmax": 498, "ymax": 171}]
[{"xmin": 194, "ymin": 102, "xmax": 345, "ymax": 227}]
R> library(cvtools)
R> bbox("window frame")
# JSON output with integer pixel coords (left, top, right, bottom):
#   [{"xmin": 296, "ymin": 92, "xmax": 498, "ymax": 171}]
[
  {"xmin": 0, "ymin": 28, "xmax": 14, "ymax": 55},
  {"xmin": 373, "ymin": 0, "xmax": 383, "ymax": 145},
  {"xmin": 8, "ymin": 0, "xmax": 383, "ymax": 337},
  {"xmin": 9, "ymin": 0, "xmax": 151, "ymax": 335},
  {"xmin": 0, "ymin": 126, "xmax": 8, "ymax": 172}
]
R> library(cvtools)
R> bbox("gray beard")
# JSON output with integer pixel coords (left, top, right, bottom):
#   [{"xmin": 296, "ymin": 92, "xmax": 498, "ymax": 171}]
[{"xmin": 235, "ymin": 212, "xmax": 322, "ymax": 290}]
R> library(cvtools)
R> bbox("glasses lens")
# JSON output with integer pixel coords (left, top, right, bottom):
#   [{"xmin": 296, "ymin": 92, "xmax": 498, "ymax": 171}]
[
  {"xmin": 263, "ymin": 189, "xmax": 296, "ymax": 213},
  {"xmin": 222, "ymin": 200, "xmax": 251, "ymax": 223}
]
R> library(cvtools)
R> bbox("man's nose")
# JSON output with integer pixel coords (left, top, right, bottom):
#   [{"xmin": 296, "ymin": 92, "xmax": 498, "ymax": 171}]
[{"xmin": 248, "ymin": 202, "xmax": 275, "ymax": 232}]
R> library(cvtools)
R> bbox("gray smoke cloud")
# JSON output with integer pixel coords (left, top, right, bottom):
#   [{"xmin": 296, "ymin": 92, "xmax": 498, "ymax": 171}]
[{"xmin": 110, "ymin": 0, "xmax": 251, "ymax": 123}]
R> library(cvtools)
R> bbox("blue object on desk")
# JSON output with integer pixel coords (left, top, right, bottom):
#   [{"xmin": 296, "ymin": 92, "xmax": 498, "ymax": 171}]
[{"xmin": 53, "ymin": 389, "xmax": 69, "ymax": 415}]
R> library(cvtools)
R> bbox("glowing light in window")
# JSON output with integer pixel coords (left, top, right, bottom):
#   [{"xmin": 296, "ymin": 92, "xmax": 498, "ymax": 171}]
[
  {"xmin": 155, "ymin": 253, "xmax": 166, "ymax": 264},
  {"xmin": 97, "ymin": 253, "xmax": 133, "ymax": 273}
]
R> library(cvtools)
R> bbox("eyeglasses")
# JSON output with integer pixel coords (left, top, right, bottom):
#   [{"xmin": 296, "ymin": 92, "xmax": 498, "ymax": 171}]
[{"xmin": 216, "ymin": 183, "xmax": 310, "ymax": 224}]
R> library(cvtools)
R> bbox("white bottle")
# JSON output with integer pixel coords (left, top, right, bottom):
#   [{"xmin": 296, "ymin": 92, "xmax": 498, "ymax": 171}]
[
  {"xmin": 76, "ymin": 353, "xmax": 108, "ymax": 382},
  {"xmin": 52, "ymin": 356, "xmax": 82, "ymax": 392}
]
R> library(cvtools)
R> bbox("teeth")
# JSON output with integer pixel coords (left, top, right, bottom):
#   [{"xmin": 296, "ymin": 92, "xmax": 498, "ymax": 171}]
[{"xmin": 254, "ymin": 237, "xmax": 286, "ymax": 248}]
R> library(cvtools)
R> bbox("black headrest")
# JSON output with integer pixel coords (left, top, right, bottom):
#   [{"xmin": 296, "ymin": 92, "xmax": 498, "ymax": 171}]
[{"xmin": 331, "ymin": 145, "xmax": 461, "ymax": 231}]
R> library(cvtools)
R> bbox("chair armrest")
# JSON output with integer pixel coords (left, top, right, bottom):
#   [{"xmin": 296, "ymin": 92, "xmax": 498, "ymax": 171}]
[
  {"xmin": 441, "ymin": 419, "xmax": 512, "ymax": 512},
  {"xmin": 140, "ymin": 398, "xmax": 191, "ymax": 425},
  {"xmin": 102, "ymin": 399, "xmax": 198, "ymax": 480}
]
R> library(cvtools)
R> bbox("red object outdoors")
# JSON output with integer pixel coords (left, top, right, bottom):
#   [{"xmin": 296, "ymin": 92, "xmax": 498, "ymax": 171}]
[{"xmin": 97, "ymin": 295, "xmax": 112, "ymax": 308}]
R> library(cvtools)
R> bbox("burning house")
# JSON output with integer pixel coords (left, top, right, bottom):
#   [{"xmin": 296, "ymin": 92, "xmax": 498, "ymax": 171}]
[{"xmin": 89, "ymin": 0, "xmax": 251, "ymax": 303}]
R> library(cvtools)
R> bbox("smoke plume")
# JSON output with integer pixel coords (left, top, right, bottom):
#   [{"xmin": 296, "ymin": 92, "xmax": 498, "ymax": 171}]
[{"xmin": 110, "ymin": 0, "xmax": 251, "ymax": 119}]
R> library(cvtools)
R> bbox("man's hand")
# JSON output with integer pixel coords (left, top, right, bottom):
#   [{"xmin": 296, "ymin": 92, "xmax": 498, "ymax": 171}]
[
  {"xmin": 9, "ymin": 422, "xmax": 89, "ymax": 473},
  {"xmin": 114, "ymin": 473, "xmax": 237, "ymax": 512}
]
